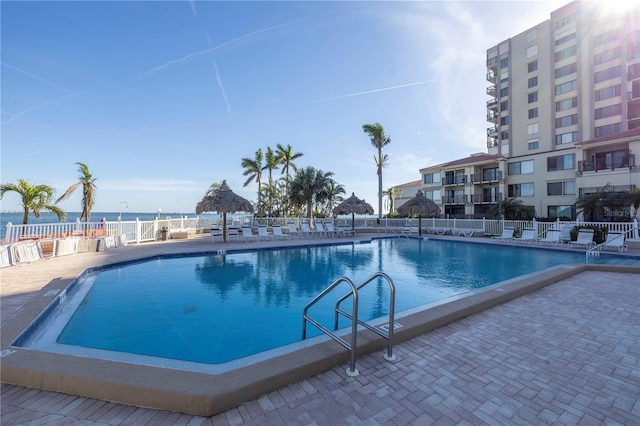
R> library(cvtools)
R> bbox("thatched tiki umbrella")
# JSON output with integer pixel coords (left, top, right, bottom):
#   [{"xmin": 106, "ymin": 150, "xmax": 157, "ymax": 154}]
[
  {"xmin": 397, "ymin": 189, "xmax": 441, "ymax": 236},
  {"xmin": 195, "ymin": 180, "xmax": 254, "ymax": 242},
  {"xmin": 332, "ymin": 192, "xmax": 374, "ymax": 230}
]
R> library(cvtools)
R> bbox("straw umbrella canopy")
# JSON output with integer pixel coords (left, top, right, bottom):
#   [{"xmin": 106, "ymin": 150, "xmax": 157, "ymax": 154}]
[
  {"xmin": 195, "ymin": 180, "xmax": 254, "ymax": 242},
  {"xmin": 332, "ymin": 192, "xmax": 374, "ymax": 230},
  {"xmin": 397, "ymin": 189, "xmax": 441, "ymax": 235}
]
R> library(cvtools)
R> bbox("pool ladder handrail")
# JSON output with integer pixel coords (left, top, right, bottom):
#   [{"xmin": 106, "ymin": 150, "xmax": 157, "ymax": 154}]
[{"xmin": 302, "ymin": 272, "xmax": 396, "ymax": 377}]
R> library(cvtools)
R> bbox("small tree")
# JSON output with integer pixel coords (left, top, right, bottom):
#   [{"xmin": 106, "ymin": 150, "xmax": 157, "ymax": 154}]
[
  {"xmin": 56, "ymin": 162, "xmax": 97, "ymax": 222},
  {"xmin": 488, "ymin": 198, "xmax": 535, "ymax": 220},
  {"xmin": 1, "ymin": 179, "xmax": 67, "ymax": 225}
]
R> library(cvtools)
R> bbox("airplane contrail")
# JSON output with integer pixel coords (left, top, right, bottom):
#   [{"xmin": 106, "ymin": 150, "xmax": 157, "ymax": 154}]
[
  {"xmin": 213, "ymin": 61, "xmax": 231, "ymax": 115},
  {"xmin": 145, "ymin": 20, "xmax": 302, "ymax": 74},
  {"xmin": 289, "ymin": 79, "xmax": 436, "ymax": 107}
]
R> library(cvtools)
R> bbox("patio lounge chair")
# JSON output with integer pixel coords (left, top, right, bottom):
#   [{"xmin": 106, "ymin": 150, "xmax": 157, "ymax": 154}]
[
  {"xmin": 567, "ymin": 229, "xmax": 595, "ymax": 249},
  {"xmin": 271, "ymin": 226, "xmax": 291, "ymax": 240},
  {"xmin": 514, "ymin": 228, "xmax": 536, "ymax": 244},
  {"xmin": 492, "ymin": 227, "xmax": 514, "ymax": 240},
  {"xmin": 241, "ymin": 226, "xmax": 259, "ymax": 242},
  {"xmin": 227, "ymin": 227, "xmax": 241, "ymax": 242},
  {"xmin": 599, "ymin": 232, "xmax": 627, "ymax": 252},
  {"xmin": 536, "ymin": 229, "xmax": 561, "ymax": 246},
  {"xmin": 301, "ymin": 222, "xmax": 318, "ymax": 238},
  {"xmin": 211, "ymin": 226, "xmax": 223, "ymax": 243},
  {"xmin": 257, "ymin": 225, "xmax": 275, "ymax": 240},
  {"xmin": 324, "ymin": 222, "xmax": 337, "ymax": 237},
  {"xmin": 286, "ymin": 223, "xmax": 302, "ymax": 239}
]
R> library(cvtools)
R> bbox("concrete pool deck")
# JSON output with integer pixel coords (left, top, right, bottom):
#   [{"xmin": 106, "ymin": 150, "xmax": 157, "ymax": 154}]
[{"xmin": 1, "ymin": 233, "xmax": 639, "ymax": 424}]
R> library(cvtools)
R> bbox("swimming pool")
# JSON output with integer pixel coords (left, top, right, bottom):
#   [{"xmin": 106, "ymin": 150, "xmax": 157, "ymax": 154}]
[{"xmin": 16, "ymin": 237, "xmax": 637, "ymax": 367}]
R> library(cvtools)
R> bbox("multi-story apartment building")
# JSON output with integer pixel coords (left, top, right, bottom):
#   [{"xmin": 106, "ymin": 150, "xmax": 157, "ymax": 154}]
[{"xmin": 395, "ymin": 1, "xmax": 640, "ymax": 220}]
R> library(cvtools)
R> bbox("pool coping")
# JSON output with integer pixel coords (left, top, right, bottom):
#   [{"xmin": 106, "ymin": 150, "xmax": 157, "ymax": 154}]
[{"xmin": 2, "ymin": 253, "xmax": 639, "ymax": 416}]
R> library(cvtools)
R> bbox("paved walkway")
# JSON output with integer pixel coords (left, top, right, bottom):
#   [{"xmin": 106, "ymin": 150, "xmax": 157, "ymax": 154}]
[{"xmin": 1, "ymin": 235, "xmax": 639, "ymax": 424}]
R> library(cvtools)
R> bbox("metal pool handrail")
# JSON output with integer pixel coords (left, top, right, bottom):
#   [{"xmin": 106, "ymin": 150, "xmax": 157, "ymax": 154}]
[{"xmin": 302, "ymin": 272, "xmax": 397, "ymax": 377}]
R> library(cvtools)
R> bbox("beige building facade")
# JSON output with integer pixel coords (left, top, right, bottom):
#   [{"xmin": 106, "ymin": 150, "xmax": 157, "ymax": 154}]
[{"xmin": 395, "ymin": 1, "xmax": 640, "ymax": 220}]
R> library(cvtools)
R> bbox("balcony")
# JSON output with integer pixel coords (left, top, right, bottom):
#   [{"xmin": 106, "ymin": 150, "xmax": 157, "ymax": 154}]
[
  {"xmin": 486, "ymin": 85, "xmax": 497, "ymax": 96},
  {"xmin": 487, "ymin": 126, "xmax": 498, "ymax": 136},
  {"xmin": 578, "ymin": 154, "xmax": 635, "ymax": 173},
  {"xmin": 487, "ymin": 110, "xmax": 498, "ymax": 123},
  {"xmin": 486, "ymin": 69, "xmax": 496, "ymax": 83},
  {"xmin": 444, "ymin": 175, "xmax": 467, "ymax": 186},
  {"xmin": 471, "ymin": 170, "xmax": 502, "ymax": 183},
  {"xmin": 487, "ymin": 136, "xmax": 499, "ymax": 148},
  {"xmin": 443, "ymin": 195, "xmax": 468, "ymax": 205},
  {"xmin": 579, "ymin": 185, "xmax": 636, "ymax": 197},
  {"xmin": 471, "ymin": 193, "xmax": 502, "ymax": 204},
  {"xmin": 487, "ymin": 99, "xmax": 498, "ymax": 110}
]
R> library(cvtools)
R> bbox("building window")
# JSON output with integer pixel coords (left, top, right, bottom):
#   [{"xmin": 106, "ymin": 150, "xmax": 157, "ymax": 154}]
[
  {"xmin": 555, "ymin": 45, "xmax": 577, "ymax": 62},
  {"xmin": 594, "ymin": 29, "xmax": 617, "ymax": 47},
  {"xmin": 556, "ymin": 131, "xmax": 578, "ymax": 145},
  {"xmin": 528, "ymin": 140, "xmax": 539, "ymax": 150},
  {"xmin": 556, "ymin": 97, "xmax": 578, "ymax": 111},
  {"xmin": 528, "ymin": 60, "xmax": 538, "ymax": 72},
  {"xmin": 547, "ymin": 154, "xmax": 575, "ymax": 171},
  {"xmin": 555, "ymin": 114, "xmax": 578, "ymax": 128},
  {"xmin": 424, "ymin": 190, "xmax": 441, "ymax": 201},
  {"xmin": 555, "ymin": 80, "xmax": 577, "ymax": 95},
  {"xmin": 594, "ymin": 46, "xmax": 621, "ymax": 65},
  {"xmin": 500, "ymin": 87, "xmax": 509, "ymax": 97},
  {"xmin": 528, "ymin": 76, "xmax": 538, "ymax": 88},
  {"xmin": 548, "ymin": 205, "xmax": 575, "ymax": 219},
  {"xmin": 555, "ymin": 31, "xmax": 576, "ymax": 46},
  {"xmin": 555, "ymin": 63, "xmax": 577, "ymax": 78},
  {"xmin": 528, "ymin": 92, "xmax": 538, "ymax": 103},
  {"xmin": 594, "ymin": 65, "xmax": 622, "ymax": 83},
  {"xmin": 554, "ymin": 12, "xmax": 575, "ymax": 30},
  {"xmin": 526, "ymin": 29, "xmax": 538, "ymax": 42},
  {"xmin": 528, "ymin": 108, "xmax": 538, "ymax": 119},
  {"xmin": 423, "ymin": 172, "xmax": 441, "ymax": 184},
  {"xmin": 508, "ymin": 160, "xmax": 534, "ymax": 175},
  {"xmin": 500, "ymin": 116, "xmax": 510, "ymax": 125},
  {"xmin": 526, "ymin": 45, "xmax": 538, "ymax": 58},
  {"xmin": 508, "ymin": 183, "xmax": 535, "ymax": 197},
  {"xmin": 547, "ymin": 181, "xmax": 575, "ymax": 196},
  {"xmin": 629, "ymin": 63, "xmax": 640, "ymax": 80},
  {"xmin": 500, "ymin": 100, "xmax": 509, "ymax": 111},
  {"xmin": 595, "ymin": 84, "xmax": 621, "ymax": 101},
  {"xmin": 527, "ymin": 123, "xmax": 539, "ymax": 135},
  {"xmin": 594, "ymin": 122, "xmax": 622, "ymax": 138},
  {"xmin": 595, "ymin": 104, "xmax": 622, "ymax": 120},
  {"xmin": 500, "ymin": 57, "xmax": 509, "ymax": 68},
  {"xmin": 501, "ymin": 131, "xmax": 510, "ymax": 140}
]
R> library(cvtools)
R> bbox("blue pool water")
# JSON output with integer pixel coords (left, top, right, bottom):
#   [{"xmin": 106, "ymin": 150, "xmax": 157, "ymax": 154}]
[{"xmin": 38, "ymin": 239, "xmax": 637, "ymax": 365}]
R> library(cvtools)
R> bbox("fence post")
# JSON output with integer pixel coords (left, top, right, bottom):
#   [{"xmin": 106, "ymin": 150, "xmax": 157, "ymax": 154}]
[
  {"xmin": 482, "ymin": 217, "xmax": 486, "ymax": 233},
  {"xmin": 533, "ymin": 218, "xmax": 537, "ymax": 235},
  {"xmin": 634, "ymin": 218, "xmax": 639, "ymax": 239},
  {"xmin": 136, "ymin": 218, "xmax": 141, "ymax": 244},
  {"xmin": 5, "ymin": 222, "xmax": 12, "ymax": 243}
]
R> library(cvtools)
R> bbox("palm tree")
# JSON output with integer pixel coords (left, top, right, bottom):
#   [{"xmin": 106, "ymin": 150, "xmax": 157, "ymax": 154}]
[
  {"xmin": 241, "ymin": 149, "xmax": 264, "ymax": 212},
  {"xmin": 1, "ymin": 179, "xmax": 67, "ymax": 225},
  {"xmin": 289, "ymin": 167, "xmax": 335, "ymax": 219},
  {"xmin": 323, "ymin": 180, "xmax": 345, "ymax": 217},
  {"xmin": 262, "ymin": 146, "xmax": 281, "ymax": 217},
  {"xmin": 383, "ymin": 187, "xmax": 398, "ymax": 215},
  {"xmin": 276, "ymin": 144, "xmax": 303, "ymax": 217},
  {"xmin": 362, "ymin": 122, "xmax": 391, "ymax": 219},
  {"xmin": 205, "ymin": 182, "xmax": 221, "ymax": 196},
  {"xmin": 574, "ymin": 184, "xmax": 612, "ymax": 221},
  {"xmin": 55, "ymin": 162, "xmax": 97, "ymax": 222}
]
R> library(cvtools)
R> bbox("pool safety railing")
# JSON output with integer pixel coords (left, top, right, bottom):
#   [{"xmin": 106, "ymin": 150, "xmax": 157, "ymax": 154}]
[
  {"xmin": 302, "ymin": 272, "xmax": 396, "ymax": 377},
  {"xmin": 586, "ymin": 230, "xmax": 629, "ymax": 261}
]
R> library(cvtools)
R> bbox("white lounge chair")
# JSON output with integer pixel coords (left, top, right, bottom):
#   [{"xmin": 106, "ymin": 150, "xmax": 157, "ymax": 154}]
[
  {"xmin": 286, "ymin": 223, "xmax": 302, "ymax": 239},
  {"xmin": 599, "ymin": 232, "xmax": 627, "ymax": 252},
  {"xmin": 226, "ymin": 227, "xmax": 241, "ymax": 242},
  {"xmin": 241, "ymin": 226, "xmax": 259, "ymax": 242},
  {"xmin": 324, "ymin": 222, "xmax": 337, "ymax": 237},
  {"xmin": 301, "ymin": 222, "xmax": 318, "ymax": 238},
  {"xmin": 257, "ymin": 225, "xmax": 275, "ymax": 240},
  {"xmin": 211, "ymin": 227, "xmax": 223, "ymax": 243},
  {"xmin": 514, "ymin": 228, "xmax": 536, "ymax": 244},
  {"xmin": 271, "ymin": 226, "xmax": 291, "ymax": 240},
  {"xmin": 567, "ymin": 229, "xmax": 595, "ymax": 249},
  {"xmin": 314, "ymin": 222, "xmax": 327, "ymax": 237},
  {"xmin": 492, "ymin": 227, "xmax": 514, "ymax": 240},
  {"xmin": 536, "ymin": 229, "xmax": 561, "ymax": 246}
]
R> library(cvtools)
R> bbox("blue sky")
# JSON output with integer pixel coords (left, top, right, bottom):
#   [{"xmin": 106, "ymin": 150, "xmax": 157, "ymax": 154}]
[{"xmin": 1, "ymin": 0, "xmax": 568, "ymax": 214}]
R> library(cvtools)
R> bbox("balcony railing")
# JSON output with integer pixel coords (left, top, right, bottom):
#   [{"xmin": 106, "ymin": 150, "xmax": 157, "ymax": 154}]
[
  {"xmin": 443, "ymin": 195, "xmax": 468, "ymax": 205},
  {"xmin": 486, "ymin": 85, "xmax": 496, "ymax": 96},
  {"xmin": 487, "ymin": 111, "xmax": 498, "ymax": 122},
  {"xmin": 578, "ymin": 155, "xmax": 635, "ymax": 172},
  {"xmin": 471, "ymin": 171, "xmax": 502, "ymax": 183},
  {"xmin": 487, "ymin": 99, "xmax": 498, "ymax": 109},
  {"xmin": 579, "ymin": 185, "xmax": 636, "ymax": 197},
  {"xmin": 471, "ymin": 193, "xmax": 502, "ymax": 204},
  {"xmin": 486, "ymin": 69, "xmax": 496, "ymax": 83},
  {"xmin": 487, "ymin": 126, "xmax": 498, "ymax": 136},
  {"xmin": 444, "ymin": 175, "xmax": 468, "ymax": 186},
  {"xmin": 487, "ymin": 136, "xmax": 499, "ymax": 148}
]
